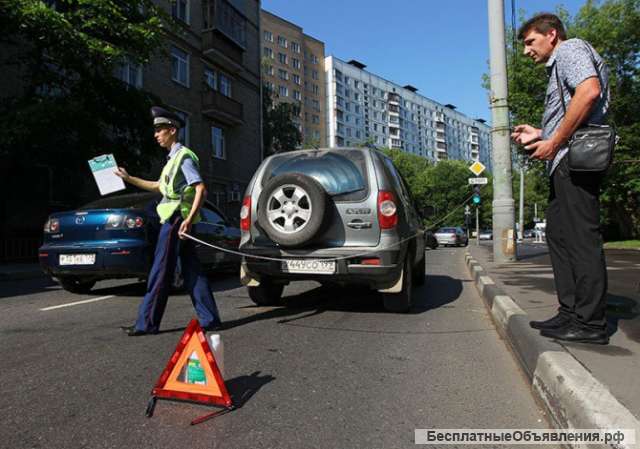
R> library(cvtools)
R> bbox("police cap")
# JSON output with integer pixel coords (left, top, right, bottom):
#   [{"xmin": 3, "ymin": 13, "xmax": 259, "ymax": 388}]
[{"xmin": 151, "ymin": 106, "xmax": 184, "ymax": 129}]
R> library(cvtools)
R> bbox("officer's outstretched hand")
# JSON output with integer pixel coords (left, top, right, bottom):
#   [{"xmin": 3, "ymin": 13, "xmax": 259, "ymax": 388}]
[
  {"xmin": 179, "ymin": 219, "xmax": 192, "ymax": 240},
  {"xmin": 114, "ymin": 167, "xmax": 131, "ymax": 182}
]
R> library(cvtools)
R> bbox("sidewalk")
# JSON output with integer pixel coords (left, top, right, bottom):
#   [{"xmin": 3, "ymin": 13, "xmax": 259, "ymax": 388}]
[
  {"xmin": 466, "ymin": 241, "xmax": 640, "ymax": 447},
  {"xmin": 0, "ymin": 262, "xmax": 45, "ymax": 281}
]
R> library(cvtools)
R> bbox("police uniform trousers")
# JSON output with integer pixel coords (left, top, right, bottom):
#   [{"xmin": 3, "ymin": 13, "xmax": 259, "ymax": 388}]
[
  {"xmin": 134, "ymin": 213, "xmax": 221, "ymax": 332},
  {"xmin": 546, "ymin": 156, "xmax": 608, "ymax": 330}
]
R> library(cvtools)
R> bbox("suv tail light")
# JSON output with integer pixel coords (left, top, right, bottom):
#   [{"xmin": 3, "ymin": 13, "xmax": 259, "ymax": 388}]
[
  {"xmin": 378, "ymin": 191, "xmax": 398, "ymax": 229},
  {"xmin": 240, "ymin": 196, "xmax": 251, "ymax": 231}
]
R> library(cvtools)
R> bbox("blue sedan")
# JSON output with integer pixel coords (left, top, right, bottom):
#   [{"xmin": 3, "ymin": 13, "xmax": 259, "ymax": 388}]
[{"xmin": 39, "ymin": 192, "xmax": 240, "ymax": 293}]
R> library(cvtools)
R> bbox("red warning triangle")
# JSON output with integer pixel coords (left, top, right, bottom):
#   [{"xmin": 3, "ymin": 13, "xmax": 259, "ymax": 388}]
[{"xmin": 151, "ymin": 319, "xmax": 232, "ymax": 408}]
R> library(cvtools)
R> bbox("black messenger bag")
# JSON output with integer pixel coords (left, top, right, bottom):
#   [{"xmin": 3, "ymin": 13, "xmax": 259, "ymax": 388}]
[{"xmin": 553, "ymin": 48, "xmax": 616, "ymax": 173}]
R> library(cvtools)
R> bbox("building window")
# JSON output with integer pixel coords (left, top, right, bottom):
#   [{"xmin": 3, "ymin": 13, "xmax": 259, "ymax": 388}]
[
  {"xmin": 219, "ymin": 73, "xmax": 232, "ymax": 97},
  {"xmin": 171, "ymin": 46, "xmax": 189, "ymax": 87},
  {"xmin": 114, "ymin": 58, "xmax": 142, "ymax": 88},
  {"xmin": 264, "ymin": 30, "xmax": 273, "ymax": 42},
  {"xmin": 176, "ymin": 111, "xmax": 190, "ymax": 145},
  {"xmin": 263, "ymin": 47, "xmax": 274, "ymax": 59},
  {"xmin": 291, "ymin": 42, "xmax": 301, "ymax": 53},
  {"xmin": 293, "ymin": 90, "xmax": 302, "ymax": 101},
  {"xmin": 266, "ymin": 65, "xmax": 274, "ymax": 76},
  {"xmin": 292, "ymin": 74, "xmax": 301, "ymax": 85},
  {"xmin": 312, "ymin": 114, "xmax": 320, "ymax": 124},
  {"xmin": 312, "ymin": 69, "xmax": 318, "ymax": 80},
  {"xmin": 312, "ymin": 84, "xmax": 319, "ymax": 95},
  {"xmin": 278, "ymin": 85, "xmax": 288, "ymax": 97},
  {"xmin": 312, "ymin": 99, "xmax": 319, "ymax": 111},
  {"xmin": 278, "ymin": 52, "xmax": 288, "ymax": 65},
  {"xmin": 204, "ymin": 68, "xmax": 216, "ymax": 90},
  {"xmin": 172, "ymin": 0, "xmax": 189, "ymax": 24},
  {"xmin": 310, "ymin": 54, "xmax": 318, "ymax": 64},
  {"xmin": 277, "ymin": 35, "xmax": 288, "ymax": 48},
  {"xmin": 292, "ymin": 58, "xmax": 301, "ymax": 69},
  {"xmin": 278, "ymin": 69, "xmax": 288, "ymax": 81},
  {"xmin": 211, "ymin": 126, "xmax": 225, "ymax": 159}
]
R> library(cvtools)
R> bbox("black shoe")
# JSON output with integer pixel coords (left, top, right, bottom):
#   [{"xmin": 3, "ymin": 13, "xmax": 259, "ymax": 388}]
[
  {"xmin": 541, "ymin": 323, "xmax": 609, "ymax": 345},
  {"xmin": 120, "ymin": 325, "xmax": 158, "ymax": 337},
  {"xmin": 529, "ymin": 313, "xmax": 571, "ymax": 330}
]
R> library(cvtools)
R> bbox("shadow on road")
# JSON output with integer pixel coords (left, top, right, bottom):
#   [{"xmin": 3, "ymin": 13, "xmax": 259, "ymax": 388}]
[
  {"xmin": 225, "ymin": 370, "xmax": 276, "ymax": 409},
  {"xmin": 218, "ymin": 274, "xmax": 463, "ymax": 331}
]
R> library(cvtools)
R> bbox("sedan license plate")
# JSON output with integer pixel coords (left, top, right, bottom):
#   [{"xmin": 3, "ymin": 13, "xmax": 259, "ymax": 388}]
[
  {"xmin": 59, "ymin": 254, "xmax": 96, "ymax": 266},
  {"xmin": 282, "ymin": 259, "xmax": 335, "ymax": 274}
]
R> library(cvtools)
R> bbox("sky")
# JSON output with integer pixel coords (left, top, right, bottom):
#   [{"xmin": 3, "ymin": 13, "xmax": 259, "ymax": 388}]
[{"xmin": 262, "ymin": 0, "xmax": 587, "ymax": 123}]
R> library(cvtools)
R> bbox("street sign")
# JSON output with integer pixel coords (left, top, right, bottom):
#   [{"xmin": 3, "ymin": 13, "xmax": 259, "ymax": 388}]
[
  {"xmin": 464, "ymin": 205, "xmax": 470, "ymax": 215},
  {"xmin": 469, "ymin": 161, "xmax": 486, "ymax": 176},
  {"xmin": 468, "ymin": 177, "xmax": 488, "ymax": 185}
]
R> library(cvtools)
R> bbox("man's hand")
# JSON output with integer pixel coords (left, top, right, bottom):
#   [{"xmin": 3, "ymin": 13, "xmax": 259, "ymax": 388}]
[
  {"xmin": 114, "ymin": 167, "xmax": 131, "ymax": 183},
  {"xmin": 179, "ymin": 219, "xmax": 192, "ymax": 240},
  {"xmin": 526, "ymin": 139, "xmax": 560, "ymax": 161},
  {"xmin": 511, "ymin": 124, "xmax": 542, "ymax": 146}
]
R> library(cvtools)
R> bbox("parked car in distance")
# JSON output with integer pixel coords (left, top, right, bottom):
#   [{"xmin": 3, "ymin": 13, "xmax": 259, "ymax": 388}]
[
  {"xmin": 523, "ymin": 229, "xmax": 535, "ymax": 239},
  {"xmin": 478, "ymin": 229, "xmax": 493, "ymax": 240},
  {"xmin": 434, "ymin": 227, "xmax": 468, "ymax": 247},
  {"xmin": 39, "ymin": 192, "xmax": 240, "ymax": 293},
  {"xmin": 239, "ymin": 147, "xmax": 427, "ymax": 313}
]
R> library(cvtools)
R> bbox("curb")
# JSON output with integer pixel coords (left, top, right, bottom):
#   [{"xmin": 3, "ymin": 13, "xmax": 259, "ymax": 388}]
[{"xmin": 465, "ymin": 252, "xmax": 640, "ymax": 449}]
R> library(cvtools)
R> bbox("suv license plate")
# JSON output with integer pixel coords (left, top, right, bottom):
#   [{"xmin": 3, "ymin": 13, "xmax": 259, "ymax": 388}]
[
  {"xmin": 282, "ymin": 259, "xmax": 335, "ymax": 274},
  {"xmin": 59, "ymin": 254, "xmax": 96, "ymax": 266}
]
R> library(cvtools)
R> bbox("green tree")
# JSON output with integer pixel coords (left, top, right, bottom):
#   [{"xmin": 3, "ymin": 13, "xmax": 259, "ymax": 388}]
[
  {"xmin": 262, "ymin": 86, "xmax": 302, "ymax": 155},
  {"xmin": 0, "ymin": 0, "xmax": 173, "ymax": 204},
  {"xmin": 503, "ymin": 0, "xmax": 640, "ymax": 239}
]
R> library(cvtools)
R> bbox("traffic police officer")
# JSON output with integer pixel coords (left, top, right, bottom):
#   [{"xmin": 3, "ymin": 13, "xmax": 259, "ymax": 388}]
[{"xmin": 115, "ymin": 106, "xmax": 222, "ymax": 336}]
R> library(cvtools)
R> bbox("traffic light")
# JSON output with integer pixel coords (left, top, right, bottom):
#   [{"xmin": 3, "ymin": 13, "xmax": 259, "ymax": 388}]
[{"xmin": 472, "ymin": 185, "xmax": 481, "ymax": 205}]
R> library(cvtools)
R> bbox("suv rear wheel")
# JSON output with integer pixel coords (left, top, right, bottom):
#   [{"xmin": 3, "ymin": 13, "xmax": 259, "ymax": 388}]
[
  {"xmin": 248, "ymin": 280, "xmax": 285, "ymax": 306},
  {"xmin": 382, "ymin": 254, "xmax": 412, "ymax": 313},
  {"xmin": 257, "ymin": 173, "xmax": 327, "ymax": 248}
]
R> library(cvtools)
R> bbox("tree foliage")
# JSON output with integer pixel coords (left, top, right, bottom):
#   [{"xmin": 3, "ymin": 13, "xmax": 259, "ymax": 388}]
[
  {"xmin": 0, "ymin": 0, "xmax": 173, "ymax": 208},
  {"xmin": 262, "ymin": 86, "xmax": 302, "ymax": 155},
  {"xmin": 505, "ymin": 0, "xmax": 640, "ymax": 239}
]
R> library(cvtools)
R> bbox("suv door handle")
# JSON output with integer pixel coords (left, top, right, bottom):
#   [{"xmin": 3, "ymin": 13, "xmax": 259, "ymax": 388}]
[{"xmin": 347, "ymin": 220, "xmax": 372, "ymax": 229}]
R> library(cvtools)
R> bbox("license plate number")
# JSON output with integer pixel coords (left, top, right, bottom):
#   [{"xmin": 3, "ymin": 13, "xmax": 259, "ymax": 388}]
[
  {"xmin": 59, "ymin": 254, "xmax": 96, "ymax": 266},
  {"xmin": 281, "ymin": 259, "xmax": 335, "ymax": 274}
]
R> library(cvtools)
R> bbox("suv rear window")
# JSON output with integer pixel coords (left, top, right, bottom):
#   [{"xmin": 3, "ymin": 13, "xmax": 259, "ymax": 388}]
[
  {"xmin": 438, "ymin": 227, "xmax": 457, "ymax": 233},
  {"xmin": 262, "ymin": 150, "xmax": 369, "ymax": 201}
]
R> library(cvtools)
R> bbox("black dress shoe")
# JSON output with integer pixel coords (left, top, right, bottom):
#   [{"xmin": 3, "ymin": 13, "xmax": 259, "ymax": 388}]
[
  {"xmin": 120, "ymin": 325, "xmax": 158, "ymax": 337},
  {"xmin": 529, "ymin": 313, "xmax": 571, "ymax": 330},
  {"xmin": 541, "ymin": 323, "xmax": 609, "ymax": 345}
]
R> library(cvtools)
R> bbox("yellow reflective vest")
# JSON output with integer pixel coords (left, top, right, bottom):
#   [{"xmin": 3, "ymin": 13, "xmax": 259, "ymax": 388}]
[{"xmin": 156, "ymin": 146, "xmax": 202, "ymax": 224}]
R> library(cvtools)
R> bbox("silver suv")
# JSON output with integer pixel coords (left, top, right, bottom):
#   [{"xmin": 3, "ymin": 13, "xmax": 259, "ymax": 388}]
[{"xmin": 238, "ymin": 148, "xmax": 426, "ymax": 312}]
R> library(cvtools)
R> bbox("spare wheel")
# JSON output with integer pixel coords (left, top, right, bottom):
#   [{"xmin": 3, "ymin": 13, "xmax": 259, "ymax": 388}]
[{"xmin": 257, "ymin": 173, "xmax": 327, "ymax": 248}]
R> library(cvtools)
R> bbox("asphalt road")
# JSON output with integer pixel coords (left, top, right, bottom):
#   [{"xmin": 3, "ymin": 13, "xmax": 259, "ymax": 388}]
[{"xmin": 0, "ymin": 247, "xmax": 557, "ymax": 449}]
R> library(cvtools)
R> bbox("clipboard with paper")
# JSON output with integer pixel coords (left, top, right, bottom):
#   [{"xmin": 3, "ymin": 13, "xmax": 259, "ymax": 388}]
[{"xmin": 88, "ymin": 154, "xmax": 126, "ymax": 196}]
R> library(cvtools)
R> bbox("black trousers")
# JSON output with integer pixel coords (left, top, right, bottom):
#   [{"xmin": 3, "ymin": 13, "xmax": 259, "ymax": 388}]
[{"xmin": 546, "ymin": 157, "xmax": 608, "ymax": 330}]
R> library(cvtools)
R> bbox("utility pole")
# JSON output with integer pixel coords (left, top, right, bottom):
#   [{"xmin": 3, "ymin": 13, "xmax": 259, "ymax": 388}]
[
  {"xmin": 476, "ymin": 206, "xmax": 480, "ymax": 246},
  {"xmin": 518, "ymin": 166, "xmax": 524, "ymax": 241},
  {"xmin": 488, "ymin": 0, "xmax": 516, "ymax": 262}
]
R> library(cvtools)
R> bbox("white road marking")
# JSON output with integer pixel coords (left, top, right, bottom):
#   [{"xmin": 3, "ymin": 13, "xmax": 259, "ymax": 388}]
[{"xmin": 40, "ymin": 295, "xmax": 116, "ymax": 311}]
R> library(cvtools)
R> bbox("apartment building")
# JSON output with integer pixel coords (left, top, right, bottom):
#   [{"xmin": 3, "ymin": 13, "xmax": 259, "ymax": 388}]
[
  {"xmin": 324, "ymin": 56, "xmax": 492, "ymax": 170},
  {"xmin": 115, "ymin": 0, "xmax": 262, "ymax": 218},
  {"xmin": 260, "ymin": 10, "xmax": 326, "ymax": 147}
]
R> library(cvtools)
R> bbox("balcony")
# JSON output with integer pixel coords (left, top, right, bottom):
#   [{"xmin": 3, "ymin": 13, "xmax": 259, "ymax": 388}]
[
  {"xmin": 436, "ymin": 132, "xmax": 446, "ymax": 142},
  {"xmin": 202, "ymin": 0, "xmax": 247, "ymax": 69},
  {"xmin": 388, "ymin": 92, "xmax": 401, "ymax": 104},
  {"xmin": 202, "ymin": 88, "xmax": 244, "ymax": 125}
]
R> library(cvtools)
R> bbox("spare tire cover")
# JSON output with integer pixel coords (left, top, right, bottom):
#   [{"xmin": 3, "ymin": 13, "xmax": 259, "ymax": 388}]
[{"xmin": 257, "ymin": 173, "xmax": 327, "ymax": 248}]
